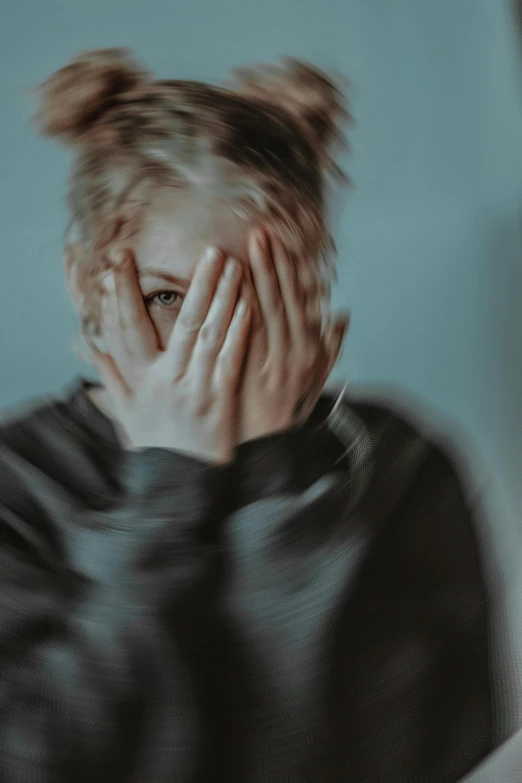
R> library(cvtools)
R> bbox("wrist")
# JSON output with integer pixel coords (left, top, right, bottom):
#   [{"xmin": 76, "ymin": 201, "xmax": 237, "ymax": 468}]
[
  {"xmin": 129, "ymin": 435, "xmax": 233, "ymax": 465},
  {"xmin": 237, "ymin": 416, "xmax": 294, "ymax": 446}
]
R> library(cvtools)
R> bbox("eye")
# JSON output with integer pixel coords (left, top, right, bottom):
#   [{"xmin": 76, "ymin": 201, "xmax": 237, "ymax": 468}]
[
  {"xmin": 155, "ymin": 291, "xmax": 179, "ymax": 307},
  {"xmin": 145, "ymin": 290, "xmax": 182, "ymax": 309}
]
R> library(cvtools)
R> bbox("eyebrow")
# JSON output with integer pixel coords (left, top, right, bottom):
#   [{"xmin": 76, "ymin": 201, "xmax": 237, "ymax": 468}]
[{"xmin": 139, "ymin": 267, "xmax": 189, "ymax": 291}]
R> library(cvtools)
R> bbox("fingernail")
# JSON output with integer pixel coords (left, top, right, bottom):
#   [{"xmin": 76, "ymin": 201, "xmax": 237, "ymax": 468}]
[
  {"xmin": 225, "ymin": 258, "xmax": 239, "ymax": 277},
  {"xmin": 102, "ymin": 272, "xmax": 116, "ymax": 294},
  {"xmin": 203, "ymin": 246, "xmax": 219, "ymax": 264},
  {"xmin": 110, "ymin": 248, "xmax": 128, "ymax": 267}
]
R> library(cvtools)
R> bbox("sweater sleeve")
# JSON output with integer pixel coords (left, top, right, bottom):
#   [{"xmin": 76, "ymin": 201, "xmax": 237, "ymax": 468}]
[{"xmin": 0, "ymin": 447, "xmax": 227, "ymax": 783}]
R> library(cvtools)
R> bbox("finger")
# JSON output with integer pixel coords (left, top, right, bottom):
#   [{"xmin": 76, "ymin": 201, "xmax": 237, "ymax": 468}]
[
  {"xmin": 294, "ymin": 314, "xmax": 349, "ymax": 426},
  {"xmin": 100, "ymin": 286, "xmax": 128, "ymax": 366},
  {"xmin": 269, "ymin": 232, "xmax": 308, "ymax": 348},
  {"xmin": 242, "ymin": 261, "xmax": 266, "ymax": 357},
  {"xmin": 166, "ymin": 247, "xmax": 224, "ymax": 376},
  {"xmin": 243, "ymin": 259, "xmax": 262, "ymax": 330},
  {"xmin": 323, "ymin": 312, "xmax": 350, "ymax": 375},
  {"xmin": 73, "ymin": 330, "xmax": 95, "ymax": 366},
  {"xmin": 112, "ymin": 250, "xmax": 158, "ymax": 361},
  {"xmin": 249, "ymin": 229, "xmax": 287, "ymax": 361},
  {"xmin": 213, "ymin": 296, "xmax": 252, "ymax": 398},
  {"xmin": 90, "ymin": 345, "xmax": 132, "ymax": 401},
  {"xmin": 190, "ymin": 257, "xmax": 242, "ymax": 395}
]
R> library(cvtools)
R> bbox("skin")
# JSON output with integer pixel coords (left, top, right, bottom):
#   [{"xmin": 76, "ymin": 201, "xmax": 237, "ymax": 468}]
[
  {"xmin": 67, "ymin": 187, "xmax": 348, "ymax": 458},
  {"xmin": 131, "ymin": 188, "xmax": 256, "ymax": 349}
]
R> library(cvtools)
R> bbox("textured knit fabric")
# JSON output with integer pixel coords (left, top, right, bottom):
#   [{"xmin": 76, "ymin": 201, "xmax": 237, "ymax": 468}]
[{"xmin": 0, "ymin": 378, "xmax": 506, "ymax": 782}]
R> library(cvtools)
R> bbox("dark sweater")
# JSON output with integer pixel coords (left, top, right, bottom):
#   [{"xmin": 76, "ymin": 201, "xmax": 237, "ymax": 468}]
[{"xmin": 0, "ymin": 378, "xmax": 504, "ymax": 782}]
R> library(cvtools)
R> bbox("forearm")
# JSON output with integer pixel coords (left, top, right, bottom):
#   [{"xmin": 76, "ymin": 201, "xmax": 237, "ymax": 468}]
[{"xmin": 0, "ymin": 449, "xmax": 227, "ymax": 782}]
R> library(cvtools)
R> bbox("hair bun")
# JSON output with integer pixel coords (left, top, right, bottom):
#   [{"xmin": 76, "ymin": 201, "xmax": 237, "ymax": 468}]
[
  {"xmin": 34, "ymin": 48, "xmax": 148, "ymax": 143},
  {"xmin": 229, "ymin": 58, "xmax": 349, "ymax": 163}
]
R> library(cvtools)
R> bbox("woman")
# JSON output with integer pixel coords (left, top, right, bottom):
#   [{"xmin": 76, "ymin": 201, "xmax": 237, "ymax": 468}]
[{"xmin": 0, "ymin": 49, "xmax": 506, "ymax": 782}]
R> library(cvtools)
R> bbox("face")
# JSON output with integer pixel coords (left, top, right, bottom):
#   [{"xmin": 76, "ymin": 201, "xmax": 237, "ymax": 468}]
[
  {"xmin": 113, "ymin": 187, "xmax": 256, "ymax": 348},
  {"xmin": 64, "ymin": 186, "xmax": 255, "ymax": 351},
  {"xmin": 68, "ymin": 184, "xmax": 338, "ymax": 434}
]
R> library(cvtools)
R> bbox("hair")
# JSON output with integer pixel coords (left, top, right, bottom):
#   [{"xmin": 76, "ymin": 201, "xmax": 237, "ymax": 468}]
[{"xmin": 33, "ymin": 48, "xmax": 350, "ymax": 332}]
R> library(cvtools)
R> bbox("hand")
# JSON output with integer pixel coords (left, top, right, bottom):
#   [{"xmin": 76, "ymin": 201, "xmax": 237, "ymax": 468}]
[
  {"xmin": 91, "ymin": 247, "xmax": 251, "ymax": 464},
  {"xmin": 237, "ymin": 228, "xmax": 348, "ymax": 444}
]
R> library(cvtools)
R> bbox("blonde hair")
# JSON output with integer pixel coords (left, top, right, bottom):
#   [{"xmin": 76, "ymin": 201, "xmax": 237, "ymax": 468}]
[{"xmin": 34, "ymin": 48, "xmax": 350, "ymax": 331}]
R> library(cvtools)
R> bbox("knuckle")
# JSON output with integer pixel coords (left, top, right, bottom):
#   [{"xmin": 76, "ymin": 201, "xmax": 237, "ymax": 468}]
[
  {"xmin": 194, "ymin": 399, "xmax": 210, "ymax": 417},
  {"xmin": 216, "ymin": 354, "xmax": 237, "ymax": 383},
  {"xmin": 177, "ymin": 314, "xmax": 201, "ymax": 333},
  {"xmin": 191, "ymin": 388, "xmax": 210, "ymax": 416},
  {"xmin": 303, "ymin": 347, "xmax": 319, "ymax": 370},
  {"xmin": 199, "ymin": 322, "xmax": 224, "ymax": 350},
  {"xmin": 295, "ymin": 343, "xmax": 318, "ymax": 370}
]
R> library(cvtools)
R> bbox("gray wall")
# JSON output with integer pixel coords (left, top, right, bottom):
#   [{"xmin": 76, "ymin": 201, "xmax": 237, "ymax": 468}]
[{"xmin": 1, "ymin": 0, "xmax": 521, "ymax": 778}]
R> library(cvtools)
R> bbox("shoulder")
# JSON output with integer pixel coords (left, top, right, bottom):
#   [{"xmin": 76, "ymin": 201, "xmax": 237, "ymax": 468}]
[
  {"xmin": 324, "ymin": 389, "xmax": 517, "ymax": 747},
  {"xmin": 0, "ymin": 381, "xmax": 85, "ymax": 497},
  {"xmin": 0, "ymin": 389, "xmax": 70, "ymax": 452},
  {"xmin": 341, "ymin": 386, "xmax": 457, "ymax": 452},
  {"xmin": 322, "ymin": 384, "xmax": 460, "ymax": 458},
  {"xmin": 320, "ymin": 385, "xmax": 479, "ymax": 513}
]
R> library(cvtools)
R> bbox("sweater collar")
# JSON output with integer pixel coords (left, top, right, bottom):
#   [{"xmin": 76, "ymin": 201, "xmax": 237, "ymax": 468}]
[{"xmin": 61, "ymin": 376, "xmax": 345, "ymax": 501}]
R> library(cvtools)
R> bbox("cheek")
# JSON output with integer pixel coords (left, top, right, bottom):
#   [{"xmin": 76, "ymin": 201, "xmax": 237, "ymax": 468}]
[{"xmin": 148, "ymin": 309, "xmax": 178, "ymax": 350}]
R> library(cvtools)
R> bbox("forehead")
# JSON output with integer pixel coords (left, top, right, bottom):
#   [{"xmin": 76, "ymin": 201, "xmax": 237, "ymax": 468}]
[{"xmin": 134, "ymin": 188, "xmax": 256, "ymax": 279}]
